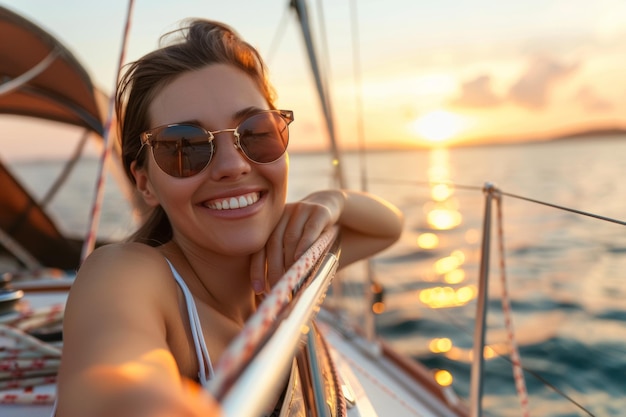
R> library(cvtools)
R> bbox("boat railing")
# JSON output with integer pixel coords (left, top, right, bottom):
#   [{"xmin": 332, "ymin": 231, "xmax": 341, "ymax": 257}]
[
  {"xmin": 468, "ymin": 183, "xmax": 495, "ymax": 417},
  {"xmin": 468, "ymin": 181, "xmax": 626, "ymax": 417},
  {"xmin": 207, "ymin": 226, "xmax": 341, "ymax": 417},
  {"xmin": 318, "ymin": 176, "xmax": 618, "ymax": 417},
  {"xmin": 470, "ymin": 182, "xmax": 530, "ymax": 417}
]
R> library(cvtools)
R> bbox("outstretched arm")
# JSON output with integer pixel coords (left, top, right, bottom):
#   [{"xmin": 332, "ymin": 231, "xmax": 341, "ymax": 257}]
[
  {"xmin": 250, "ymin": 189, "xmax": 403, "ymax": 293},
  {"xmin": 56, "ymin": 245, "xmax": 222, "ymax": 417}
]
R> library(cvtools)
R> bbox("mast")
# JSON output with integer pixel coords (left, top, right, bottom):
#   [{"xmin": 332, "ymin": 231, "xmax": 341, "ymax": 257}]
[
  {"xmin": 290, "ymin": 0, "xmax": 346, "ymax": 188},
  {"xmin": 290, "ymin": 0, "xmax": 382, "ymax": 344}
]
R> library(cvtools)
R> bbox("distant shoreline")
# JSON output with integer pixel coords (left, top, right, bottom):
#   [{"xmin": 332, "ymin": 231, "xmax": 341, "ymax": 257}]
[
  {"xmin": 287, "ymin": 126, "xmax": 626, "ymax": 155},
  {"xmin": 8, "ymin": 127, "xmax": 626, "ymax": 162},
  {"xmin": 550, "ymin": 127, "xmax": 626, "ymax": 141},
  {"xmin": 441, "ymin": 126, "xmax": 626, "ymax": 150}
]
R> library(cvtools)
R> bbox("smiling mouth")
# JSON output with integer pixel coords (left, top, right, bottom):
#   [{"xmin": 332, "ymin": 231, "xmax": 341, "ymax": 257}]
[{"xmin": 204, "ymin": 191, "xmax": 260, "ymax": 210}]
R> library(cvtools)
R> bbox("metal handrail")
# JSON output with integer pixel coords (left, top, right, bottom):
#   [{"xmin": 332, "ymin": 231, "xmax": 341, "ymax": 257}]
[
  {"xmin": 469, "ymin": 182, "xmax": 496, "ymax": 417},
  {"xmin": 211, "ymin": 229, "xmax": 341, "ymax": 417}
]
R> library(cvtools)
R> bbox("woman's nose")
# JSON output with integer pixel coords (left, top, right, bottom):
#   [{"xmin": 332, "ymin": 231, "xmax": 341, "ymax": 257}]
[{"xmin": 208, "ymin": 132, "xmax": 252, "ymax": 179}]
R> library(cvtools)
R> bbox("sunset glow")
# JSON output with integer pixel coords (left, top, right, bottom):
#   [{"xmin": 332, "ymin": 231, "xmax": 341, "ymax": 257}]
[
  {"xmin": 1, "ymin": 0, "xmax": 626, "ymax": 157},
  {"xmin": 412, "ymin": 110, "xmax": 470, "ymax": 143}
]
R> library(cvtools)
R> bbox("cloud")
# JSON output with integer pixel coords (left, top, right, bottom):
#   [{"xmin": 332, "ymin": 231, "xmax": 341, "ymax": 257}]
[
  {"xmin": 450, "ymin": 75, "xmax": 502, "ymax": 108},
  {"xmin": 508, "ymin": 56, "xmax": 579, "ymax": 109},
  {"xmin": 450, "ymin": 55, "xmax": 580, "ymax": 111},
  {"xmin": 573, "ymin": 86, "xmax": 614, "ymax": 112}
]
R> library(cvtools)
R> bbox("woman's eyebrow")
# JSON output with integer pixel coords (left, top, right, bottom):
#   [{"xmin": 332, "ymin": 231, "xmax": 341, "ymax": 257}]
[
  {"xmin": 232, "ymin": 106, "xmax": 267, "ymax": 122},
  {"xmin": 165, "ymin": 107, "xmax": 267, "ymax": 129}
]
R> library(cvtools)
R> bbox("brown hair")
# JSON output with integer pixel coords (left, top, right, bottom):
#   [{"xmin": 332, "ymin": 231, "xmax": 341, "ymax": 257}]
[{"xmin": 115, "ymin": 19, "xmax": 276, "ymax": 245}]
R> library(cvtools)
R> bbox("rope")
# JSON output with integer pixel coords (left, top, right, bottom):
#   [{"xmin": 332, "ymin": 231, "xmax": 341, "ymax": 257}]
[
  {"xmin": 0, "ymin": 304, "xmax": 64, "ymax": 405},
  {"xmin": 435, "ymin": 304, "xmax": 597, "ymax": 416},
  {"xmin": 493, "ymin": 191, "xmax": 530, "ymax": 416},
  {"xmin": 81, "ymin": 0, "xmax": 135, "ymax": 262},
  {"xmin": 0, "ymin": 229, "xmax": 336, "ymax": 407},
  {"xmin": 410, "ymin": 178, "xmax": 598, "ymax": 416},
  {"xmin": 209, "ymin": 227, "xmax": 338, "ymax": 394}
]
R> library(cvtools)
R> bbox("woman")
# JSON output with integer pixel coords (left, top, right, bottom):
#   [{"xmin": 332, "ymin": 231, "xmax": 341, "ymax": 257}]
[{"xmin": 55, "ymin": 19, "xmax": 403, "ymax": 417}]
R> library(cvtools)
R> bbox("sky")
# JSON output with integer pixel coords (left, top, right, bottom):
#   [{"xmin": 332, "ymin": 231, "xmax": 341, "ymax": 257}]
[{"xmin": 2, "ymin": 0, "xmax": 626, "ymax": 159}]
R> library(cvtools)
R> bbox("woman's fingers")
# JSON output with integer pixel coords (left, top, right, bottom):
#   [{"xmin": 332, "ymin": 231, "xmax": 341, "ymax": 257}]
[
  {"xmin": 275, "ymin": 203, "xmax": 331, "ymax": 279},
  {"xmin": 259, "ymin": 197, "xmax": 338, "ymax": 292},
  {"xmin": 249, "ymin": 248, "xmax": 267, "ymax": 295}
]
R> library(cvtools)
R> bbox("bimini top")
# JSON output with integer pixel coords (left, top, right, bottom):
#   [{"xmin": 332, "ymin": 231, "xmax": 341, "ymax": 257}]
[
  {"xmin": 0, "ymin": 5, "xmax": 106, "ymax": 133},
  {"xmin": 0, "ymin": 5, "xmax": 109, "ymax": 270}
]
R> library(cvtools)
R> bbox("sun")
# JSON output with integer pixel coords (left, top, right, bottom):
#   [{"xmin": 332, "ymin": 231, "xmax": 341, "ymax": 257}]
[{"xmin": 412, "ymin": 110, "xmax": 468, "ymax": 143}]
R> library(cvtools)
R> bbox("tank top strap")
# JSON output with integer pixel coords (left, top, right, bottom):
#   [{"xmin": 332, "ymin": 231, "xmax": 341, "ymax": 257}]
[{"xmin": 165, "ymin": 258, "xmax": 215, "ymax": 386}]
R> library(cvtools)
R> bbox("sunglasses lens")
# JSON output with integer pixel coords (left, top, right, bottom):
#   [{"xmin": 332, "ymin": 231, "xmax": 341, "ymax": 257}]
[
  {"xmin": 238, "ymin": 112, "xmax": 289, "ymax": 163},
  {"xmin": 151, "ymin": 125, "xmax": 213, "ymax": 177},
  {"xmin": 144, "ymin": 111, "xmax": 291, "ymax": 178}
]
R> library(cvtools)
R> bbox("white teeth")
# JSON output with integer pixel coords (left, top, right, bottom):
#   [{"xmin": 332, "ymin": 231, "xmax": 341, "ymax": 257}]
[{"xmin": 206, "ymin": 192, "xmax": 260, "ymax": 210}]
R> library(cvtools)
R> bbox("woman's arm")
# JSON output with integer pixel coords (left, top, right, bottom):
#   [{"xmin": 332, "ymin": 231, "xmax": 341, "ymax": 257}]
[
  {"xmin": 251, "ymin": 189, "xmax": 403, "ymax": 293},
  {"xmin": 55, "ymin": 244, "xmax": 220, "ymax": 417},
  {"xmin": 325, "ymin": 189, "xmax": 404, "ymax": 266}
]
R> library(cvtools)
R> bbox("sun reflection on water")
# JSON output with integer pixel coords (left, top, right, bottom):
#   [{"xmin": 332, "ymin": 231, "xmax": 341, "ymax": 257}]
[
  {"xmin": 424, "ymin": 148, "xmax": 463, "ymax": 231},
  {"xmin": 417, "ymin": 232, "xmax": 439, "ymax": 249},
  {"xmin": 419, "ymin": 285, "xmax": 477, "ymax": 308}
]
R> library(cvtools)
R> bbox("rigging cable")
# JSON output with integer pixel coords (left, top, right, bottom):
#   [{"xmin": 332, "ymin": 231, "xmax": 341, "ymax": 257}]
[
  {"xmin": 7, "ymin": 131, "xmax": 88, "ymax": 237},
  {"xmin": 436, "ymin": 305, "xmax": 596, "ymax": 417},
  {"xmin": 368, "ymin": 175, "xmax": 626, "ymax": 225},
  {"xmin": 264, "ymin": 2, "xmax": 291, "ymax": 66},
  {"xmin": 494, "ymin": 191, "xmax": 530, "ymax": 417},
  {"xmin": 290, "ymin": 0, "xmax": 346, "ymax": 188},
  {"xmin": 500, "ymin": 190, "xmax": 626, "ymax": 226},
  {"xmin": 384, "ymin": 177, "xmax": 600, "ymax": 416},
  {"xmin": 39, "ymin": 130, "xmax": 90, "ymax": 209},
  {"xmin": 347, "ymin": 0, "xmax": 381, "ymax": 342},
  {"xmin": 349, "ymin": 0, "xmax": 368, "ymax": 193},
  {"xmin": 81, "ymin": 0, "xmax": 135, "ymax": 262},
  {"xmin": 313, "ymin": 0, "xmax": 334, "ymax": 147}
]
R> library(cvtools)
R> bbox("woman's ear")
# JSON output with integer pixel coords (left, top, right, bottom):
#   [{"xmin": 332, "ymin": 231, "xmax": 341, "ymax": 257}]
[{"xmin": 131, "ymin": 161, "xmax": 160, "ymax": 207}]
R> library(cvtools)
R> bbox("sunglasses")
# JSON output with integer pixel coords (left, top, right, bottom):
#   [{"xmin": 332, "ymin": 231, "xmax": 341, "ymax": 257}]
[{"xmin": 139, "ymin": 109, "xmax": 294, "ymax": 178}]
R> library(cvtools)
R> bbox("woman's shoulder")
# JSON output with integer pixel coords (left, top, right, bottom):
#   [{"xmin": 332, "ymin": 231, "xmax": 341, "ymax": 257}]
[
  {"xmin": 79, "ymin": 242, "xmax": 168, "ymax": 276},
  {"xmin": 87, "ymin": 240, "xmax": 164, "ymax": 261},
  {"xmin": 68, "ymin": 242, "xmax": 175, "ymax": 305}
]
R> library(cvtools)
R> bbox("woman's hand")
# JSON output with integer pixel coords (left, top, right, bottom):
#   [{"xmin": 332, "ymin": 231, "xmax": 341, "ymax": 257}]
[
  {"xmin": 249, "ymin": 189, "xmax": 403, "ymax": 295},
  {"xmin": 250, "ymin": 190, "xmax": 345, "ymax": 294}
]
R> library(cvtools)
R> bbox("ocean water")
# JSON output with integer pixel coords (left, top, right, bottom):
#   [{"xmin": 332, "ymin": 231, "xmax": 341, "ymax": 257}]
[{"xmin": 10, "ymin": 136, "xmax": 626, "ymax": 416}]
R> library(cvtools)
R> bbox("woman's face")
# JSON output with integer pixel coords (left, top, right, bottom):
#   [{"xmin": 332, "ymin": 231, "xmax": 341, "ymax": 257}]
[{"xmin": 133, "ymin": 64, "xmax": 289, "ymax": 256}]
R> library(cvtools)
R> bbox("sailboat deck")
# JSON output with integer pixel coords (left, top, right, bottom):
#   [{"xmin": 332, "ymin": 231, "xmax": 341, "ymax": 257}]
[{"xmin": 317, "ymin": 310, "xmax": 464, "ymax": 417}]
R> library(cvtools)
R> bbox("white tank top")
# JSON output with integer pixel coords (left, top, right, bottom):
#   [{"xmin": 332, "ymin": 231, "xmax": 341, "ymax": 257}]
[{"xmin": 165, "ymin": 258, "xmax": 215, "ymax": 385}]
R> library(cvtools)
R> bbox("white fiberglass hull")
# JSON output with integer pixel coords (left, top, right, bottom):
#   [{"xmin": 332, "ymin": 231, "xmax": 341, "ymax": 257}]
[{"xmin": 316, "ymin": 309, "xmax": 465, "ymax": 417}]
